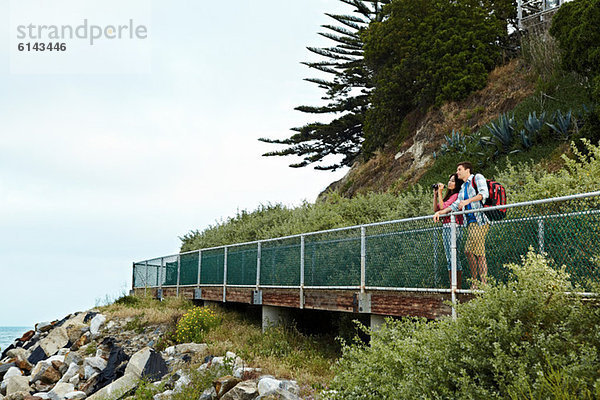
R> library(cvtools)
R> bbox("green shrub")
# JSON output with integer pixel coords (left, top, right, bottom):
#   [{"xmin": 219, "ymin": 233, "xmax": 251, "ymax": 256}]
[
  {"xmin": 175, "ymin": 307, "xmax": 221, "ymax": 344},
  {"xmin": 325, "ymin": 250, "xmax": 600, "ymax": 399}
]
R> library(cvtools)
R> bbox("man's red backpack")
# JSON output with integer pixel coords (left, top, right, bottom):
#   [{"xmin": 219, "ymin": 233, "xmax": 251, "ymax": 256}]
[{"xmin": 472, "ymin": 176, "xmax": 507, "ymax": 221}]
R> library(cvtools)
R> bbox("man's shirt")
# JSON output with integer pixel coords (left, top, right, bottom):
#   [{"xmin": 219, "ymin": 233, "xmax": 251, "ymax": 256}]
[{"xmin": 450, "ymin": 173, "xmax": 489, "ymax": 226}]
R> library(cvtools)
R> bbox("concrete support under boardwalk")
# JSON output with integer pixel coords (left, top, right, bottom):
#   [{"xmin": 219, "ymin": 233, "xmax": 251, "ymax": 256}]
[
  {"xmin": 370, "ymin": 314, "xmax": 386, "ymax": 332},
  {"xmin": 262, "ymin": 305, "xmax": 291, "ymax": 332}
]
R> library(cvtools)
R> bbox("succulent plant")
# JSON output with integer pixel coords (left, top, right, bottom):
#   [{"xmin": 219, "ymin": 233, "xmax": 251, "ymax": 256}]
[
  {"xmin": 485, "ymin": 113, "xmax": 516, "ymax": 153},
  {"xmin": 546, "ymin": 109, "xmax": 572, "ymax": 140}
]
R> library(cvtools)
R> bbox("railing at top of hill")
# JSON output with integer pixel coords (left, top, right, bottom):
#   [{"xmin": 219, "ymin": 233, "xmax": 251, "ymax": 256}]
[{"xmin": 132, "ymin": 191, "xmax": 600, "ymax": 296}]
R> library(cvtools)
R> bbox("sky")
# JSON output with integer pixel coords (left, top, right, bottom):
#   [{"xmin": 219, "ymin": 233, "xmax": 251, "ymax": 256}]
[{"xmin": 0, "ymin": 0, "xmax": 353, "ymax": 326}]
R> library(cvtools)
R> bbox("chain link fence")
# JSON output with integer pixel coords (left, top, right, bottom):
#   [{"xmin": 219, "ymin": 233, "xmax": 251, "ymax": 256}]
[{"xmin": 132, "ymin": 191, "xmax": 600, "ymax": 293}]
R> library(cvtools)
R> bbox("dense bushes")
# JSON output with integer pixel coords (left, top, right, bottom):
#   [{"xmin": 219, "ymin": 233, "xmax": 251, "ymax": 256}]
[
  {"xmin": 361, "ymin": 0, "xmax": 513, "ymax": 153},
  {"xmin": 182, "ymin": 141, "xmax": 600, "ymax": 251},
  {"xmin": 324, "ymin": 251, "xmax": 600, "ymax": 399}
]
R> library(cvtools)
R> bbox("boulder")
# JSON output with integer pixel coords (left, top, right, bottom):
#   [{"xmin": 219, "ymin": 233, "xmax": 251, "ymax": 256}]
[
  {"xmin": 31, "ymin": 393, "xmax": 50, "ymax": 399},
  {"xmin": 5, "ymin": 376, "xmax": 31, "ymax": 396},
  {"xmin": 233, "ymin": 367, "xmax": 261, "ymax": 380},
  {"xmin": 35, "ymin": 323, "xmax": 53, "ymax": 334},
  {"xmin": 172, "ymin": 373, "xmax": 190, "ymax": 394},
  {"xmin": 1, "ymin": 363, "xmax": 17, "ymax": 380},
  {"xmin": 63, "ymin": 354, "xmax": 81, "ymax": 368},
  {"xmin": 198, "ymin": 387, "xmax": 216, "ymax": 400},
  {"xmin": 257, "ymin": 388, "xmax": 300, "ymax": 400},
  {"xmin": 257, "ymin": 377, "xmax": 280, "ymax": 395},
  {"xmin": 86, "ymin": 373, "xmax": 137, "ymax": 400},
  {"xmin": 17, "ymin": 332, "xmax": 35, "ymax": 344},
  {"xmin": 47, "ymin": 382, "xmax": 74, "ymax": 400},
  {"xmin": 78, "ymin": 373, "xmax": 99, "ymax": 396},
  {"xmin": 164, "ymin": 343, "xmax": 207, "ymax": 357},
  {"xmin": 27, "ymin": 348, "xmax": 47, "ymax": 366},
  {"xmin": 3, "ymin": 367, "xmax": 23, "ymax": 380},
  {"xmin": 65, "ymin": 326, "xmax": 86, "ymax": 346},
  {"xmin": 221, "ymin": 380, "xmax": 258, "ymax": 400},
  {"xmin": 39, "ymin": 328, "xmax": 69, "ymax": 358},
  {"xmin": 82, "ymin": 358, "xmax": 106, "ymax": 380},
  {"xmin": 58, "ymin": 364, "xmax": 79, "ymax": 384},
  {"xmin": 30, "ymin": 363, "xmax": 61, "ymax": 385},
  {"xmin": 123, "ymin": 349, "xmax": 166, "ymax": 381},
  {"xmin": 89, "ymin": 316, "xmax": 106, "ymax": 338},
  {"xmin": 14, "ymin": 360, "xmax": 32, "ymax": 374},
  {"xmin": 5, "ymin": 392, "xmax": 30, "ymax": 400},
  {"xmin": 6, "ymin": 350, "xmax": 29, "ymax": 362},
  {"xmin": 213, "ymin": 376, "xmax": 241, "ymax": 398},
  {"xmin": 63, "ymin": 392, "xmax": 86, "ymax": 400},
  {"xmin": 48, "ymin": 382, "xmax": 75, "ymax": 400}
]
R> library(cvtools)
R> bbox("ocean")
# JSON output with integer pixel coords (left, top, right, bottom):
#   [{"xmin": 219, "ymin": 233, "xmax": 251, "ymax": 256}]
[{"xmin": 0, "ymin": 327, "xmax": 30, "ymax": 352}]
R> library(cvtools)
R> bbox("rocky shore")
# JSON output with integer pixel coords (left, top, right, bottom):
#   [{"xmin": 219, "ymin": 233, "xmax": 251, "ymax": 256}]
[{"xmin": 0, "ymin": 311, "xmax": 302, "ymax": 400}]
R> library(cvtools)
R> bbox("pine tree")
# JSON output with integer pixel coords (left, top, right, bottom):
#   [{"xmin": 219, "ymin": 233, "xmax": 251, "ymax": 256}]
[{"xmin": 259, "ymin": 0, "xmax": 389, "ymax": 171}]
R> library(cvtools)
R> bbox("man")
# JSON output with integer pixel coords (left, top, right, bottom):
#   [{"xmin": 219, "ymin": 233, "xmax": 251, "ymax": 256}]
[{"xmin": 434, "ymin": 162, "xmax": 489, "ymax": 287}]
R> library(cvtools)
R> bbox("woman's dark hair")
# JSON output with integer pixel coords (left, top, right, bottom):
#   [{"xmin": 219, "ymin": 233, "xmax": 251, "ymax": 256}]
[{"xmin": 443, "ymin": 173, "xmax": 463, "ymax": 202}]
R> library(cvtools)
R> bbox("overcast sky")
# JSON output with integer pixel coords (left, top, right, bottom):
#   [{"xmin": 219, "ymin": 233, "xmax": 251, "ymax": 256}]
[{"xmin": 0, "ymin": 0, "xmax": 352, "ymax": 326}]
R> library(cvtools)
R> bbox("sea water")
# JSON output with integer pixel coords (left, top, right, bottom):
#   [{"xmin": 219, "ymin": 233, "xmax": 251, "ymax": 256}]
[{"xmin": 0, "ymin": 326, "xmax": 30, "ymax": 352}]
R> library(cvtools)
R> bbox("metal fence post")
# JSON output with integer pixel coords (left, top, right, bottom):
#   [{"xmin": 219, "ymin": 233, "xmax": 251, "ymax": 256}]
[
  {"xmin": 160, "ymin": 258, "xmax": 164, "ymax": 289},
  {"xmin": 517, "ymin": 0, "xmax": 523, "ymax": 29},
  {"xmin": 256, "ymin": 242, "xmax": 261, "ymax": 289},
  {"xmin": 300, "ymin": 235, "xmax": 305, "ymax": 308},
  {"xmin": 450, "ymin": 215, "xmax": 457, "ymax": 321},
  {"xmin": 538, "ymin": 218, "xmax": 545, "ymax": 253},
  {"xmin": 361, "ymin": 226, "xmax": 366, "ymax": 293},
  {"xmin": 197, "ymin": 250, "xmax": 202, "ymax": 286},
  {"xmin": 176, "ymin": 255, "xmax": 181, "ymax": 297},
  {"xmin": 144, "ymin": 261, "xmax": 149, "ymax": 296},
  {"xmin": 223, "ymin": 247, "xmax": 228, "ymax": 302}
]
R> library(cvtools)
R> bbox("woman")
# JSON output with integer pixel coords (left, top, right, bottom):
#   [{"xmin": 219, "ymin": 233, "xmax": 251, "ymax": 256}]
[{"xmin": 433, "ymin": 174, "xmax": 464, "ymax": 287}]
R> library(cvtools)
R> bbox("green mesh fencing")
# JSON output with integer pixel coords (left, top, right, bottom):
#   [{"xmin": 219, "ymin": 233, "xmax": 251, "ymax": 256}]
[
  {"xmin": 305, "ymin": 228, "xmax": 361, "ymax": 286},
  {"xmin": 179, "ymin": 252, "xmax": 199, "ymax": 285},
  {"xmin": 366, "ymin": 219, "xmax": 444, "ymax": 288},
  {"xmin": 200, "ymin": 248, "xmax": 225, "ymax": 284},
  {"xmin": 260, "ymin": 237, "xmax": 300, "ymax": 286},
  {"xmin": 163, "ymin": 255, "xmax": 178, "ymax": 286},
  {"xmin": 226, "ymin": 244, "xmax": 258, "ymax": 285},
  {"xmin": 132, "ymin": 193, "xmax": 600, "ymax": 292}
]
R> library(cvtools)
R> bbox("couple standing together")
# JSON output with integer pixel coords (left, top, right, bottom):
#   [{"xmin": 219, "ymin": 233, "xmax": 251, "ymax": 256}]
[{"xmin": 433, "ymin": 161, "xmax": 489, "ymax": 289}]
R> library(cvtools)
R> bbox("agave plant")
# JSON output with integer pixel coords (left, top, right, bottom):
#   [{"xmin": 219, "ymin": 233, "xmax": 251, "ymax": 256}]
[
  {"xmin": 546, "ymin": 110, "xmax": 572, "ymax": 140},
  {"xmin": 439, "ymin": 129, "xmax": 467, "ymax": 156},
  {"xmin": 485, "ymin": 113, "xmax": 516, "ymax": 153},
  {"xmin": 520, "ymin": 129, "xmax": 533, "ymax": 150},
  {"xmin": 523, "ymin": 111, "xmax": 546, "ymax": 139}
]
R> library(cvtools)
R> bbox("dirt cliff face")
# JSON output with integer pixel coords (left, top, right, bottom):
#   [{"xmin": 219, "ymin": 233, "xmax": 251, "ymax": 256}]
[{"xmin": 320, "ymin": 60, "xmax": 536, "ymax": 199}]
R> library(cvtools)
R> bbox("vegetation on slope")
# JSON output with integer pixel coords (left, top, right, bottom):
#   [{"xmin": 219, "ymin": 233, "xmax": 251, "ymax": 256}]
[{"xmin": 324, "ymin": 251, "xmax": 600, "ymax": 399}]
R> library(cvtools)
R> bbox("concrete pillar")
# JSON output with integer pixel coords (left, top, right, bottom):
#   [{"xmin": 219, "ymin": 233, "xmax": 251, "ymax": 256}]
[
  {"xmin": 262, "ymin": 305, "xmax": 291, "ymax": 332},
  {"xmin": 370, "ymin": 314, "xmax": 386, "ymax": 332}
]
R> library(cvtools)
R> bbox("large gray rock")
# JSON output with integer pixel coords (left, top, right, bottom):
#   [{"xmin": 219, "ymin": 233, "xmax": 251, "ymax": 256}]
[
  {"xmin": 221, "ymin": 380, "xmax": 258, "ymax": 400},
  {"xmin": 48, "ymin": 382, "xmax": 75, "ymax": 400},
  {"xmin": 5, "ymin": 376, "xmax": 30, "ymax": 396},
  {"xmin": 198, "ymin": 386, "xmax": 216, "ymax": 400},
  {"xmin": 83, "ymin": 357, "xmax": 107, "ymax": 380},
  {"xmin": 89, "ymin": 316, "xmax": 106, "ymax": 338},
  {"xmin": 257, "ymin": 388, "xmax": 300, "ymax": 400},
  {"xmin": 39, "ymin": 328, "xmax": 69, "ymax": 357},
  {"xmin": 5, "ymin": 392, "xmax": 30, "ymax": 400},
  {"xmin": 86, "ymin": 373, "xmax": 138, "ymax": 400},
  {"xmin": 5, "ymin": 349, "xmax": 29, "ymax": 361},
  {"xmin": 58, "ymin": 363, "xmax": 80, "ymax": 384},
  {"xmin": 64, "ymin": 390, "xmax": 86, "ymax": 399},
  {"xmin": 257, "ymin": 377, "xmax": 280, "ymax": 395},
  {"xmin": 164, "ymin": 343, "xmax": 207, "ymax": 357},
  {"xmin": 33, "ymin": 393, "xmax": 51, "ymax": 399},
  {"xmin": 123, "ymin": 348, "xmax": 166, "ymax": 381},
  {"xmin": 213, "ymin": 376, "xmax": 241, "ymax": 398},
  {"xmin": 2, "ymin": 367, "xmax": 22, "ymax": 381}
]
